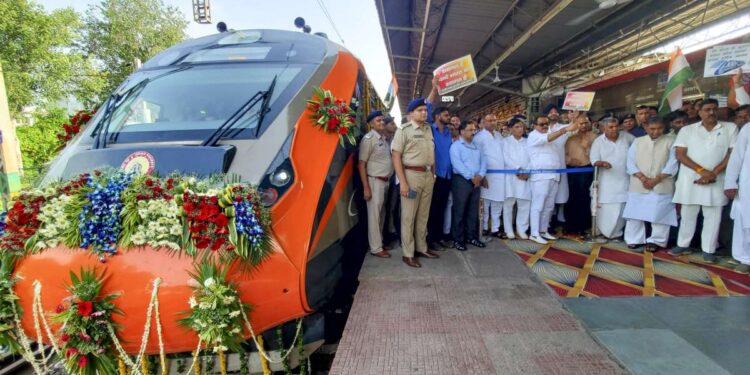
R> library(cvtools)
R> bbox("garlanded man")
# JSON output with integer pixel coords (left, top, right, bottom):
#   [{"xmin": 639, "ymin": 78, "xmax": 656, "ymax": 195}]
[
  {"xmin": 503, "ymin": 116, "xmax": 531, "ymax": 239},
  {"xmin": 449, "ymin": 120, "xmax": 487, "ymax": 251},
  {"xmin": 359, "ymin": 111, "xmax": 394, "ymax": 258},
  {"xmin": 670, "ymin": 98, "xmax": 738, "ymax": 263},
  {"xmin": 475, "ymin": 113, "xmax": 505, "ymax": 238},
  {"xmin": 725, "ymin": 120, "xmax": 750, "ymax": 274},
  {"xmin": 391, "ymin": 98, "xmax": 440, "ymax": 268},
  {"xmin": 564, "ymin": 114, "xmax": 597, "ymax": 237},
  {"xmin": 527, "ymin": 115, "xmax": 580, "ymax": 244},
  {"xmin": 623, "ymin": 117, "xmax": 679, "ymax": 251},
  {"xmin": 590, "ymin": 118, "xmax": 633, "ymax": 240}
]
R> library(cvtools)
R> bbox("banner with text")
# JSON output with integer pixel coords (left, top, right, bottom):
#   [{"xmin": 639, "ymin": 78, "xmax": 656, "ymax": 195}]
[
  {"xmin": 704, "ymin": 43, "xmax": 750, "ymax": 77},
  {"xmin": 434, "ymin": 55, "xmax": 477, "ymax": 95},
  {"xmin": 562, "ymin": 91, "xmax": 596, "ymax": 111}
]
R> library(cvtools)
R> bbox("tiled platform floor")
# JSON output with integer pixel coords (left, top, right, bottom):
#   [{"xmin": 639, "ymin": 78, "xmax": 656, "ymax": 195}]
[{"xmin": 329, "ymin": 240, "xmax": 628, "ymax": 375}]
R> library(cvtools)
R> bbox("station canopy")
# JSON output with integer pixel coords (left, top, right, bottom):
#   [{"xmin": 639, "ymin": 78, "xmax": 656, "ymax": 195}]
[{"xmin": 376, "ymin": 0, "xmax": 750, "ymax": 116}]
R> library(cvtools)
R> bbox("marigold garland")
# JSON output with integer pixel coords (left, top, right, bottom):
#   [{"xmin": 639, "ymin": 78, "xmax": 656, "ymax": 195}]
[{"xmin": 307, "ymin": 86, "xmax": 359, "ymax": 147}]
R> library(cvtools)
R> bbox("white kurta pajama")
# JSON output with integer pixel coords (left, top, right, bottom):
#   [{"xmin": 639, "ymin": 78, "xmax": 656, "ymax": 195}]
[
  {"xmin": 550, "ymin": 123, "xmax": 570, "ymax": 225},
  {"xmin": 725, "ymin": 124, "xmax": 750, "ymax": 265},
  {"xmin": 475, "ymin": 129, "xmax": 505, "ymax": 232},
  {"xmin": 623, "ymin": 136, "xmax": 679, "ymax": 247},
  {"xmin": 527, "ymin": 130, "xmax": 561, "ymax": 237},
  {"xmin": 673, "ymin": 121, "xmax": 738, "ymax": 254},
  {"xmin": 503, "ymin": 136, "xmax": 532, "ymax": 236},
  {"xmin": 590, "ymin": 133, "xmax": 633, "ymax": 239}
]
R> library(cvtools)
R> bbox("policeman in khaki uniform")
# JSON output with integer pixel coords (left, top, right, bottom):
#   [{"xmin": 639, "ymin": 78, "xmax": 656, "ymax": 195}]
[
  {"xmin": 391, "ymin": 98, "xmax": 440, "ymax": 268},
  {"xmin": 358, "ymin": 111, "xmax": 394, "ymax": 258}
]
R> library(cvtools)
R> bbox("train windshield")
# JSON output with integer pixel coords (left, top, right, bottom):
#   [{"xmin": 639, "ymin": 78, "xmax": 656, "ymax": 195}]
[{"xmin": 95, "ymin": 62, "xmax": 311, "ymax": 144}]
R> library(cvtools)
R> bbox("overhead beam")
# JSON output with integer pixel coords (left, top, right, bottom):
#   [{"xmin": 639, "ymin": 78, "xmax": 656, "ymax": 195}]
[
  {"xmin": 412, "ymin": 0, "xmax": 432, "ymax": 98},
  {"xmin": 384, "ymin": 25, "xmax": 425, "ymax": 33},
  {"xmin": 476, "ymin": 82, "xmax": 528, "ymax": 97}
]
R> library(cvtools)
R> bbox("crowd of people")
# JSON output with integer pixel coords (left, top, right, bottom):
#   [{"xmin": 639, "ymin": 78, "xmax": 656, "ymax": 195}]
[{"xmin": 358, "ymin": 76, "xmax": 750, "ymax": 275}]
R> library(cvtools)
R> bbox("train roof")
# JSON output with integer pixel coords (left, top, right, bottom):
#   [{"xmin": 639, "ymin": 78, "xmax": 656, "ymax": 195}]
[{"xmin": 142, "ymin": 29, "xmax": 347, "ymax": 70}]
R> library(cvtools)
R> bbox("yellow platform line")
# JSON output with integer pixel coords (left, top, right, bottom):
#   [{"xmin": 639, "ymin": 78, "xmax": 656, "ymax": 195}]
[
  {"xmin": 709, "ymin": 273, "xmax": 730, "ymax": 296},
  {"xmin": 567, "ymin": 244, "xmax": 601, "ymax": 298},
  {"xmin": 545, "ymin": 279, "xmax": 573, "ymax": 293},
  {"xmin": 643, "ymin": 251, "xmax": 655, "ymax": 296},
  {"xmin": 591, "ymin": 256, "xmax": 720, "ymax": 293},
  {"xmin": 526, "ymin": 243, "xmax": 551, "ymax": 267}
]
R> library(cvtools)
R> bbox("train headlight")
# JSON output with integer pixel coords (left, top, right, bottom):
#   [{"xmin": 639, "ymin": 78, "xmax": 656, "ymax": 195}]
[
  {"xmin": 260, "ymin": 188, "xmax": 279, "ymax": 207},
  {"xmin": 270, "ymin": 168, "xmax": 291, "ymax": 187}
]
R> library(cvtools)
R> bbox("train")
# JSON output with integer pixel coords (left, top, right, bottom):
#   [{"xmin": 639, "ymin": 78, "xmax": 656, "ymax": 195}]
[{"xmin": 12, "ymin": 28, "xmax": 381, "ymax": 358}]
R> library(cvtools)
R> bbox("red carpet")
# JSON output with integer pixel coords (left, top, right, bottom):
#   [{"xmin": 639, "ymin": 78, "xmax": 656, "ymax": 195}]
[{"xmin": 505, "ymin": 238, "xmax": 750, "ymax": 298}]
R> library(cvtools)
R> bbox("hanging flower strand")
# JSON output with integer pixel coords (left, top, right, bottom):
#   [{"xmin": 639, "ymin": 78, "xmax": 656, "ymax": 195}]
[{"xmin": 307, "ymin": 86, "xmax": 359, "ymax": 147}]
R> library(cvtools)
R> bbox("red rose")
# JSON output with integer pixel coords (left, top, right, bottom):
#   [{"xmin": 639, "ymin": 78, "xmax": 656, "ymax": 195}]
[
  {"xmin": 339, "ymin": 126, "xmax": 348, "ymax": 135},
  {"xmin": 145, "ymin": 179, "xmax": 153, "ymax": 187},
  {"xmin": 77, "ymin": 355, "xmax": 88, "ymax": 368},
  {"xmin": 327, "ymin": 117, "xmax": 341, "ymax": 130},
  {"xmin": 323, "ymin": 97, "xmax": 331, "ymax": 105},
  {"xmin": 76, "ymin": 301, "xmax": 93, "ymax": 317},
  {"xmin": 65, "ymin": 347, "xmax": 78, "ymax": 358},
  {"xmin": 215, "ymin": 214, "xmax": 228, "ymax": 227},
  {"xmin": 55, "ymin": 304, "xmax": 66, "ymax": 313},
  {"xmin": 327, "ymin": 108, "xmax": 337, "ymax": 116},
  {"xmin": 60, "ymin": 334, "xmax": 69, "ymax": 342},
  {"xmin": 210, "ymin": 238, "xmax": 226, "ymax": 251},
  {"xmin": 196, "ymin": 239, "xmax": 209, "ymax": 249},
  {"xmin": 312, "ymin": 103, "xmax": 320, "ymax": 111}
]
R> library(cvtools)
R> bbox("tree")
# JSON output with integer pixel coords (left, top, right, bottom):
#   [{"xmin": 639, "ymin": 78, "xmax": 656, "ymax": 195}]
[
  {"xmin": 0, "ymin": 0, "xmax": 84, "ymax": 117},
  {"xmin": 16, "ymin": 109, "xmax": 68, "ymax": 187},
  {"xmin": 83, "ymin": 0, "xmax": 188, "ymax": 98}
]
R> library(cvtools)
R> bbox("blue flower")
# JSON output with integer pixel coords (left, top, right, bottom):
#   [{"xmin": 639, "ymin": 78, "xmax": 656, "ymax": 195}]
[
  {"xmin": 233, "ymin": 200, "xmax": 265, "ymax": 250},
  {"xmin": 79, "ymin": 172, "xmax": 133, "ymax": 256}
]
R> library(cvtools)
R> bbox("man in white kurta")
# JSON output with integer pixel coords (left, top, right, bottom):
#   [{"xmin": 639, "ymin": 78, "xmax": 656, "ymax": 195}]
[
  {"xmin": 526, "ymin": 115, "xmax": 580, "ymax": 244},
  {"xmin": 590, "ymin": 119, "xmax": 633, "ymax": 239},
  {"xmin": 474, "ymin": 114, "xmax": 505, "ymax": 236},
  {"xmin": 724, "ymin": 122, "xmax": 750, "ymax": 274},
  {"xmin": 503, "ymin": 118, "xmax": 531, "ymax": 239},
  {"xmin": 670, "ymin": 99, "xmax": 737, "ymax": 263},
  {"xmin": 543, "ymin": 105, "xmax": 571, "ymax": 222},
  {"xmin": 623, "ymin": 118, "xmax": 679, "ymax": 251}
]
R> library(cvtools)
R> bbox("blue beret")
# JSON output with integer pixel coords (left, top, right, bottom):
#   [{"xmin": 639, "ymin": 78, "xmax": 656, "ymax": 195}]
[
  {"xmin": 367, "ymin": 110, "xmax": 383, "ymax": 123},
  {"xmin": 406, "ymin": 97, "xmax": 426, "ymax": 113},
  {"xmin": 542, "ymin": 103, "xmax": 558, "ymax": 115}
]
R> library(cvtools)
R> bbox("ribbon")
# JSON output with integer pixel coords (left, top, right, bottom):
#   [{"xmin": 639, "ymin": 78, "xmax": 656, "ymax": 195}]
[{"xmin": 486, "ymin": 167, "xmax": 594, "ymax": 174}]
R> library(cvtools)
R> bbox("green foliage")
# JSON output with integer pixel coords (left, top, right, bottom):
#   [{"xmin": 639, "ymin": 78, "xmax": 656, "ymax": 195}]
[
  {"xmin": 0, "ymin": 0, "xmax": 85, "ymax": 116},
  {"xmin": 0, "ymin": 256, "xmax": 21, "ymax": 354},
  {"xmin": 82, "ymin": 0, "xmax": 188, "ymax": 97},
  {"xmin": 179, "ymin": 262, "xmax": 251, "ymax": 354},
  {"xmin": 15, "ymin": 108, "xmax": 67, "ymax": 188}
]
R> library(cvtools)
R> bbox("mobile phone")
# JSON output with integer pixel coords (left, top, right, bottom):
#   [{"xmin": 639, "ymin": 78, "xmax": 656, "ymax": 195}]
[{"xmin": 407, "ymin": 189, "xmax": 417, "ymax": 199}]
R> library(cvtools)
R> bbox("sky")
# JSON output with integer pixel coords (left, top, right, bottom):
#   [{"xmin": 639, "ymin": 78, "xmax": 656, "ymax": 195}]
[{"xmin": 38, "ymin": 0, "xmax": 401, "ymax": 121}]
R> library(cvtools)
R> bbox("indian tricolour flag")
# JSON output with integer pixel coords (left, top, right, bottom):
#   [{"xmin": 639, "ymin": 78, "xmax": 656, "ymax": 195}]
[
  {"xmin": 384, "ymin": 76, "xmax": 398, "ymax": 112},
  {"xmin": 658, "ymin": 47, "xmax": 694, "ymax": 114}
]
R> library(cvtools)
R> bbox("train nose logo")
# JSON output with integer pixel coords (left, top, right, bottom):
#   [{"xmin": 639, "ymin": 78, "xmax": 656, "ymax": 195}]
[{"xmin": 121, "ymin": 151, "xmax": 156, "ymax": 175}]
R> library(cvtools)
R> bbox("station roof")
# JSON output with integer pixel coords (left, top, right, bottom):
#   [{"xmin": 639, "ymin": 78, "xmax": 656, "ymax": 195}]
[{"xmin": 375, "ymin": 0, "xmax": 750, "ymax": 116}]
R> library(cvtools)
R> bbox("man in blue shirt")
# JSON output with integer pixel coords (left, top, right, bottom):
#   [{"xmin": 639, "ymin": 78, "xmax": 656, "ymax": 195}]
[
  {"xmin": 426, "ymin": 76, "xmax": 454, "ymax": 250},
  {"xmin": 449, "ymin": 120, "xmax": 487, "ymax": 251}
]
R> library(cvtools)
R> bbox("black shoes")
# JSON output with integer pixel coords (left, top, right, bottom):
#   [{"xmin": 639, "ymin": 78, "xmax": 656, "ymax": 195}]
[
  {"xmin": 468, "ymin": 239, "xmax": 486, "ymax": 248},
  {"xmin": 453, "ymin": 241, "xmax": 467, "ymax": 251}
]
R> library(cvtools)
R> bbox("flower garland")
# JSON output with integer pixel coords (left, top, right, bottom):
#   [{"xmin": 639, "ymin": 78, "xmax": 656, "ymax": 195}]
[
  {"xmin": 121, "ymin": 176, "xmax": 182, "ymax": 251},
  {"xmin": 57, "ymin": 109, "xmax": 96, "ymax": 143},
  {"xmin": 78, "ymin": 172, "xmax": 133, "ymax": 258},
  {"xmin": 307, "ymin": 86, "xmax": 359, "ymax": 147},
  {"xmin": 222, "ymin": 185, "xmax": 271, "ymax": 265},
  {"xmin": 53, "ymin": 267, "xmax": 122, "ymax": 375},
  {"xmin": 179, "ymin": 193, "xmax": 230, "ymax": 253},
  {"xmin": 179, "ymin": 262, "xmax": 250, "ymax": 374},
  {"xmin": 0, "ymin": 193, "xmax": 46, "ymax": 256}
]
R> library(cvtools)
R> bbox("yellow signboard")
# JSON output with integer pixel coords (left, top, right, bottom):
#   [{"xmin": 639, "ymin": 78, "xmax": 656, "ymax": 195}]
[{"xmin": 433, "ymin": 55, "xmax": 477, "ymax": 95}]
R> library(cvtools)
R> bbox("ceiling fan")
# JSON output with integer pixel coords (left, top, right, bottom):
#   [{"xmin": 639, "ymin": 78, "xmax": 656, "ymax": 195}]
[
  {"xmin": 492, "ymin": 65, "xmax": 502, "ymax": 83},
  {"xmin": 566, "ymin": 0, "xmax": 633, "ymax": 26}
]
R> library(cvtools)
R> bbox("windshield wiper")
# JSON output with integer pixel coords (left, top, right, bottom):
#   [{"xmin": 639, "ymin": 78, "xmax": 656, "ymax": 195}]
[
  {"xmin": 202, "ymin": 75, "xmax": 277, "ymax": 146},
  {"xmin": 92, "ymin": 93, "xmax": 118, "ymax": 149}
]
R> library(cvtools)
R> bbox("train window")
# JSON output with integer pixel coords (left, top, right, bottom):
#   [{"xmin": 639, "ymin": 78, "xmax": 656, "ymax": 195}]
[{"xmin": 96, "ymin": 63, "xmax": 314, "ymax": 144}]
